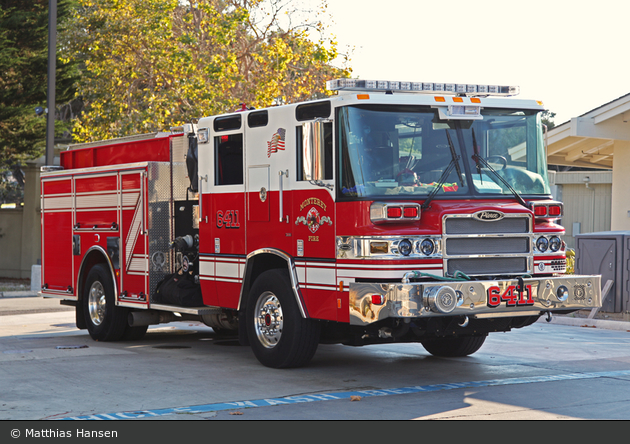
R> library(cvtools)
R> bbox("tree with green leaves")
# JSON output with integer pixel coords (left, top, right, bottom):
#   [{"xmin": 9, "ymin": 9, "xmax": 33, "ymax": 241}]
[
  {"xmin": 61, "ymin": 0, "xmax": 351, "ymax": 142},
  {"xmin": 541, "ymin": 110, "xmax": 556, "ymax": 130},
  {"xmin": 0, "ymin": 0, "xmax": 80, "ymax": 203}
]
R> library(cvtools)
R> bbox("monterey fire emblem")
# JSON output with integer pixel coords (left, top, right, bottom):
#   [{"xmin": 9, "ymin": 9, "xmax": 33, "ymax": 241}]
[{"xmin": 295, "ymin": 198, "xmax": 332, "ymax": 233}]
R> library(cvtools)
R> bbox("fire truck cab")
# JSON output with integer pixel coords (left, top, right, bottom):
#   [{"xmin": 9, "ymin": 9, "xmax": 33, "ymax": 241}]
[{"xmin": 40, "ymin": 79, "xmax": 601, "ymax": 368}]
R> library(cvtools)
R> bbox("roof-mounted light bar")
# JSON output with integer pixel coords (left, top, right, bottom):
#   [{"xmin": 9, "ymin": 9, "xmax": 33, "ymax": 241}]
[{"xmin": 326, "ymin": 79, "xmax": 520, "ymax": 97}]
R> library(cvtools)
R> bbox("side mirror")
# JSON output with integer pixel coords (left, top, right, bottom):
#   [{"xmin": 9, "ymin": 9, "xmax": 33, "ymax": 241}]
[{"xmin": 301, "ymin": 119, "xmax": 331, "ymax": 181}]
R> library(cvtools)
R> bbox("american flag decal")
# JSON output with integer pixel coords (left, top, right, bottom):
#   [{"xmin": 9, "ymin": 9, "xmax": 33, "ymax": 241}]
[{"xmin": 267, "ymin": 128, "xmax": 286, "ymax": 157}]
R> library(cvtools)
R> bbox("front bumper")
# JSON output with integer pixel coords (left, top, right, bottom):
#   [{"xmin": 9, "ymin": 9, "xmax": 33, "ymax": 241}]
[{"xmin": 349, "ymin": 274, "xmax": 601, "ymax": 326}]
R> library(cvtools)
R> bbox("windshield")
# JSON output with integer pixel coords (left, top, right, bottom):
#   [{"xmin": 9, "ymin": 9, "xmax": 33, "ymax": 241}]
[{"xmin": 337, "ymin": 104, "xmax": 550, "ymax": 199}]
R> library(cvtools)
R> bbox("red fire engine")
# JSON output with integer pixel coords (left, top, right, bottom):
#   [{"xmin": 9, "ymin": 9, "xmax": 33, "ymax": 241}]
[{"xmin": 40, "ymin": 79, "xmax": 601, "ymax": 368}]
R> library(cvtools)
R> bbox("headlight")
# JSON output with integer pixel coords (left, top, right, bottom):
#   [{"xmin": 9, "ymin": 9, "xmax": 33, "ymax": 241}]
[
  {"xmin": 549, "ymin": 236, "xmax": 562, "ymax": 252},
  {"xmin": 398, "ymin": 239, "xmax": 413, "ymax": 256},
  {"xmin": 536, "ymin": 236, "xmax": 549, "ymax": 253},
  {"xmin": 419, "ymin": 238, "xmax": 435, "ymax": 256}
]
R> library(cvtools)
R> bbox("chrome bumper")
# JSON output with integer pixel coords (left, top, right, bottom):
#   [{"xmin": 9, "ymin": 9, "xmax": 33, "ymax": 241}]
[{"xmin": 349, "ymin": 275, "xmax": 601, "ymax": 326}]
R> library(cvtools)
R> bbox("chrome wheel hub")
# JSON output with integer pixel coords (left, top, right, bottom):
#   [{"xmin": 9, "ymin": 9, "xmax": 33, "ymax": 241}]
[
  {"xmin": 88, "ymin": 281, "xmax": 107, "ymax": 326},
  {"xmin": 254, "ymin": 292, "xmax": 284, "ymax": 349}
]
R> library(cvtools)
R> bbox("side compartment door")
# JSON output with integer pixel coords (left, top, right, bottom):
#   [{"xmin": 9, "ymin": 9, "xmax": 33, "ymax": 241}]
[
  {"xmin": 41, "ymin": 176, "xmax": 74, "ymax": 294},
  {"xmin": 119, "ymin": 169, "xmax": 149, "ymax": 305}
]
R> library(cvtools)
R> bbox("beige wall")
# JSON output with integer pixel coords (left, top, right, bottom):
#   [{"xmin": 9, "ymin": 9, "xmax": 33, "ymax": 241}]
[
  {"xmin": 560, "ymin": 182, "xmax": 612, "ymax": 249},
  {"xmin": 0, "ymin": 161, "xmax": 42, "ymax": 279},
  {"xmin": 0, "ymin": 209, "xmax": 25, "ymax": 278},
  {"xmin": 611, "ymin": 140, "xmax": 630, "ymax": 231},
  {"xmin": 552, "ymin": 170, "xmax": 613, "ymax": 250}
]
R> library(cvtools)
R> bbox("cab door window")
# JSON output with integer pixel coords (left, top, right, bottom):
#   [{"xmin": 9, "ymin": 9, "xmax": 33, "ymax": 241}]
[{"xmin": 214, "ymin": 133, "xmax": 243, "ymax": 185}]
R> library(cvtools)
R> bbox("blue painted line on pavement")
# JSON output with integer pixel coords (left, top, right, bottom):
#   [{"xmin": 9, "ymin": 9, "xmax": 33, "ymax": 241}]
[{"xmin": 59, "ymin": 369, "xmax": 630, "ymax": 420}]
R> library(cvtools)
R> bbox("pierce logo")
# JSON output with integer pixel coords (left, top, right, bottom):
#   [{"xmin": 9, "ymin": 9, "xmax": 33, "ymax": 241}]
[{"xmin": 474, "ymin": 210, "xmax": 504, "ymax": 221}]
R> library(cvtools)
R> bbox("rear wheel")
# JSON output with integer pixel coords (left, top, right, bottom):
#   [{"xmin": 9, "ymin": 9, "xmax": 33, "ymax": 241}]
[
  {"xmin": 82, "ymin": 264, "xmax": 128, "ymax": 341},
  {"xmin": 246, "ymin": 269, "xmax": 320, "ymax": 368},
  {"xmin": 421, "ymin": 334, "xmax": 487, "ymax": 357}
]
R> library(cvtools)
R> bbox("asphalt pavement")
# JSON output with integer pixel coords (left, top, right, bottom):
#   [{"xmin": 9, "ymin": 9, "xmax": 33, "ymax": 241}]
[{"xmin": 3, "ymin": 289, "xmax": 630, "ymax": 422}]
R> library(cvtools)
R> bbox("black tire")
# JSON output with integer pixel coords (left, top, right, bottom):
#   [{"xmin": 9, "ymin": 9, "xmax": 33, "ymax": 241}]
[
  {"xmin": 421, "ymin": 334, "xmax": 487, "ymax": 357},
  {"xmin": 82, "ymin": 264, "xmax": 128, "ymax": 341},
  {"xmin": 246, "ymin": 269, "xmax": 320, "ymax": 368}
]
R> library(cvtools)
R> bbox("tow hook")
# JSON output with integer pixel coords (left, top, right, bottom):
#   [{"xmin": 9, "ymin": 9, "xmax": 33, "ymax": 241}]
[
  {"xmin": 458, "ymin": 316, "xmax": 469, "ymax": 327},
  {"xmin": 546, "ymin": 312, "xmax": 553, "ymax": 322}
]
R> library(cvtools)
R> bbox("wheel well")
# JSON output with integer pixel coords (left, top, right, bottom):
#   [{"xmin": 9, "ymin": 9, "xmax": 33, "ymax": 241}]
[
  {"xmin": 240, "ymin": 253, "xmax": 290, "ymax": 309},
  {"xmin": 77, "ymin": 249, "xmax": 114, "ymax": 302}
]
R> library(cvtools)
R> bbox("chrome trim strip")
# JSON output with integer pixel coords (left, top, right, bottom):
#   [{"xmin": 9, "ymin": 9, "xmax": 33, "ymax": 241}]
[
  {"xmin": 118, "ymin": 301, "xmax": 149, "ymax": 309},
  {"xmin": 473, "ymin": 310, "xmax": 542, "ymax": 319},
  {"xmin": 336, "ymin": 235, "xmax": 443, "ymax": 260},
  {"xmin": 149, "ymin": 303, "xmax": 222, "ymax": 315},
  {"xmin": 40, "ymin": 161, "xmax": 153, "ymax": 177}
]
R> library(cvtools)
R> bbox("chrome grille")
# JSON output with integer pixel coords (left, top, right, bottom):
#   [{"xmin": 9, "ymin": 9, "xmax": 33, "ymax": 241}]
[
  {"xmin": 445, "ymin": 217, "xmax": 529, "ymax": 234},
  {"xmin": 443, "ymin": 214, "xmax": 532, "ymax": 276},
  {"xmin": 447, "ymin": 258, "xmax": 528, "ymax": 275},
  {"xmin": 445, "ymin": 237, "xmax": 530, "ymax": 255}
]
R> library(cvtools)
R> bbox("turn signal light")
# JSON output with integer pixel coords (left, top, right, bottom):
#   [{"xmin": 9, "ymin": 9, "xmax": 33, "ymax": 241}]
[
  {"xmin": 371, "ymin": 202, "xmax": 421, "ymax": 224},
  {"xmin": 371, "ymin": 295, "xmax": 385, "ymax": 305},
  {"xmin": 531, "ymin": 201, "xmax": 563, "ymax": 219},
  {"xmin": 387, "ymin": 207, "xmax": 402, "ymax": 218},
  {"xmin": 534, "ymin": 206, "xmax": 547, "ymax": 217},
  {"xmin": 370, "ymin": 242, "xmax": 389, "ymax": 254},
  {"xmin": 403, "ymin": 206, "xmax": 418, "ymax": 218},
  {"xmin": 548, "ymin": 205, "xmax": 562, "ymax": 217}
]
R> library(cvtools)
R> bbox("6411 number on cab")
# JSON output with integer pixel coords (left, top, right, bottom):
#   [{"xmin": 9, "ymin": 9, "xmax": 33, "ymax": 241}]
[{"xmin": 216, "ymin": 210, "xmax": 241, "ymax": 229}]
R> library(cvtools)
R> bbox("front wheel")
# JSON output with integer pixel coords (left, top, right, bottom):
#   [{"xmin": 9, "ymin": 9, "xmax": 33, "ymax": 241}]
[
  {"xmin": 246, "ymin": 269, "xmax": 320, "ymax": 368},
  {"xmin": 82, "ymin": 264, "xmax": 128, "ymax": 341},
  {"xmin": 421, "ymin": 334, "xmax": 487, "ymax": 357}
]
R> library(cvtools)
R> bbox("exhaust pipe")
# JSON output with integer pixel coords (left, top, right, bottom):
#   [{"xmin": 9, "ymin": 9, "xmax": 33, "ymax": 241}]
[{"xmin": 128, "ymin": 311, "xmax": 181, "ymax": 327}]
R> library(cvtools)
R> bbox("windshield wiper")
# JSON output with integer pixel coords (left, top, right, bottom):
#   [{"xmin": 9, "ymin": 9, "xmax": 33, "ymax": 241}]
[
  {"xmin": 421, "ymin": 129, "xmax": 465, "ymax": 210},
  {"xmin": 421, "ymin": 155, "xmax": 460, "ymax": 210},
  {"xmin": 471, "ymin": 129, "xmax": 482, "ymax": 178},
  {"xmin": 471, "ymin": 153, "xmax": 529, "ymax": 210},
  {"xmin": 445, "ymin": 130, "xmax": 465, "ymax": 184}
]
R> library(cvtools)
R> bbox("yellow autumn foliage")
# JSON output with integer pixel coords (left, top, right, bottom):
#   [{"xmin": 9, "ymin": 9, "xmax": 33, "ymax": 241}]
[{"xmin": 60, "ymin": 0, "xmax": 352, "ymax": 142}]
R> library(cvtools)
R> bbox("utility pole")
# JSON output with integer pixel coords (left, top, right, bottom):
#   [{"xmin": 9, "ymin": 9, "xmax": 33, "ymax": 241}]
[{"xmin": 45, "ymin": 0, "xmax": 57, "ymax": 166}]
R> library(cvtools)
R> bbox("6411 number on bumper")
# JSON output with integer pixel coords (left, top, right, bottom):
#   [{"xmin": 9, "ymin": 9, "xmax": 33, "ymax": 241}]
[{"xmin": 487, "ymin": 284, "xmax": 534, "ymax": 308}]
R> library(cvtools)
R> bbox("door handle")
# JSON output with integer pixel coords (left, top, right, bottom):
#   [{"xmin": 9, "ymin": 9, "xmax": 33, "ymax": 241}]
[
  {"xmin": 198, "ymin": 175, "xmax": 207, "ymax": 223},
  {"xmin": 279, "ymin": 170, "xmax": 289, "ymax": 222}
]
